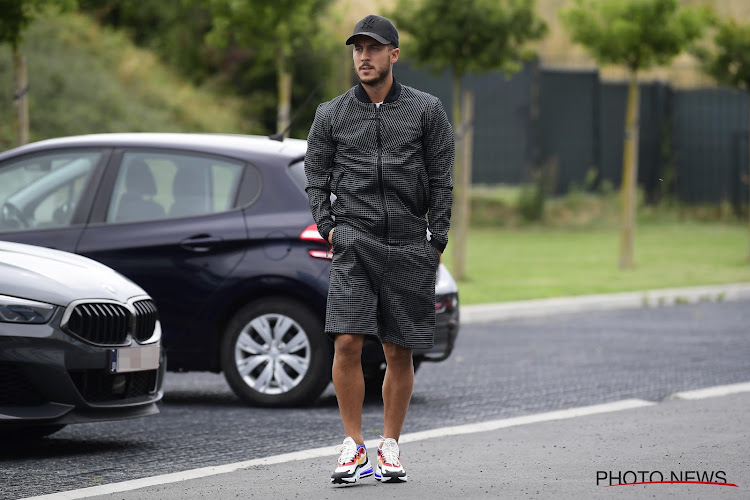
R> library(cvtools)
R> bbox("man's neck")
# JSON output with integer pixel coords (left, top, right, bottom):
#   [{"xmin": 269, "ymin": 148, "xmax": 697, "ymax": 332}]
[{"xmin": 362, "ymin": 74, "xmax": 394, "ymax": 104}]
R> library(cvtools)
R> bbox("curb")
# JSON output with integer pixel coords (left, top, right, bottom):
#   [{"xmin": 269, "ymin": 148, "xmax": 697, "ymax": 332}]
[{"xmin": 459, "ymin": 282, "xmax": 750, "ymax": 324}]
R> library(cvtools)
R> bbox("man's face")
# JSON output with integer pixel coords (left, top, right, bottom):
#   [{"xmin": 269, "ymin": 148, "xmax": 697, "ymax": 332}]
[{"xmin": 352, "ymin": 35, "xmax": 399, "ymax": 86}]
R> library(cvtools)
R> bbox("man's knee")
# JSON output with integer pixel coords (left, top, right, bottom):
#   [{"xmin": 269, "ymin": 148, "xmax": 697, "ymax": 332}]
[
  {"xmin": 334, "ymin": 334, "xmax": 365, "ymax": 360},
  {"xmin": 382, "ymin": 342, "xmax": 413, "ymax": 365}
]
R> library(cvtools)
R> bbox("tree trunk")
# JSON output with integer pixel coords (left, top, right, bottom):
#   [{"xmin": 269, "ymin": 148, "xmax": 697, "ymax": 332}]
[
  {"xmin": 619, "ymin": 71, "xmax": 640, "ymax": 270},
  {"xmin": 276, "ymin": 55, "xmax": 292, "ymax": 137},
  {"xmin": 451, "ymin": 73, "xmax": 467, "ymax": 281},
  {"xmin": 13, "ymin": 45, "xmax": 29, "ymax": 146},
  {"xmin": 459, "ymin": 90, "xmax": 474, "ymax": 272},
  {"xmin": 343, "ymin": 45, "xmax": 354, "ymax": 93}
]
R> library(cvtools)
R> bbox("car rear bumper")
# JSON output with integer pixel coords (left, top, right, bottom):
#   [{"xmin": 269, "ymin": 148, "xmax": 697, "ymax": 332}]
[
  {"xmin": 361, "ymin": 292, "xmax": 460, "ymax": 365},
  {"xmin": 414, "ymin": 292, "xmax": 460, "ymax": 362}
]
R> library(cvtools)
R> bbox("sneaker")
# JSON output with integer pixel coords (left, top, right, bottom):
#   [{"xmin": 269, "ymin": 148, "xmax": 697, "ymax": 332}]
[
  {"xmin": 331, "ymin": 437, "xmax": 373, "ymax": 484},
  {"xmin": 375, "ymin": 438, "xmax": 407, "ymax": 483}
]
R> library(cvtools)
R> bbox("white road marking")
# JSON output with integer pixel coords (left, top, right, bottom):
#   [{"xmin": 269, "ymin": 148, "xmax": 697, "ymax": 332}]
[
  {"xmin": 670, "ymin": 381, "xmax": 750, "ymax": 400},
  {"xmin": 20, "ymin": 399, "xmax": 653, "ymax": 500},
  {"xmin": 20, "ymin": 380, "xmax": 750, "ymax": 500}
]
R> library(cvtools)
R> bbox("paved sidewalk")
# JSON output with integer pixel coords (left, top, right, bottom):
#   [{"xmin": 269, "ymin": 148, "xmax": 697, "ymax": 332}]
[
  {"xmin": 460, "ymin": 282, "xmax": 750, "ymax": 324},
  {"xmin": 32, "ymin": 387, "xmax": 749, "ymax": 500}
]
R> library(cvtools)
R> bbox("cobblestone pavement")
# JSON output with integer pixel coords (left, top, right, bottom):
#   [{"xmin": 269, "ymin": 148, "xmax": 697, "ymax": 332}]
[{"xmin": 2, "ymin": 300, "xmax": 749, "ymax": 500}]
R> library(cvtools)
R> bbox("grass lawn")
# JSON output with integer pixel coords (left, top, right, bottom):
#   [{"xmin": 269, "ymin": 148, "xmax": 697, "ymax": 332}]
[{"xmin": 443, "ymin": 221, "xmax": 750, "ymax": 305}]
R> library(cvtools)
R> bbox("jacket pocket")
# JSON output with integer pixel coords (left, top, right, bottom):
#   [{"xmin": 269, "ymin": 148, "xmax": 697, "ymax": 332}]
[
  {"xmin": 419, "ymin": 169, "xmax": 430, "ymax": 213},
  {"xmin": 425, "ymin": 240, "xmax": 441, "ymax": 268},
  {"xmin": 331, "ymin": 225, "xmax": 349, "ymax": 253},
  {"xmin": 332, "ymin": 170, "xmax": 345, "ymax": 195}
]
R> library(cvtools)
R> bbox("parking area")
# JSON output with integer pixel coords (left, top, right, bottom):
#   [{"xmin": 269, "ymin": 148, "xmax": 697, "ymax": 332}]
[{"xmin": 2, "ymin": 299, "xmax": 749, "ymax": 499}]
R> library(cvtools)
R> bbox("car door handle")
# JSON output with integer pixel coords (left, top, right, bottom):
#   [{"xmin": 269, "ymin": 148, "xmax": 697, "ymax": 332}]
[{"xmin": 179, "ymin": 234, "xmax": 222, "ymax": 252}]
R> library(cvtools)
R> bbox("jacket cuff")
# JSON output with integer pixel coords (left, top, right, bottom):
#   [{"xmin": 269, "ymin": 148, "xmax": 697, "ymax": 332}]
[
  {"xmin": 430, "ymin": 238, "xmax": 446, "ymax": 253},
  {"xmin": 319, "ymin": 224, "xmax": 335, "ymax": 242}
]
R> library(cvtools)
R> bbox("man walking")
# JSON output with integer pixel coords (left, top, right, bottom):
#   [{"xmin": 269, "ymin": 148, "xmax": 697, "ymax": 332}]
[{"xmin": 304, "ymin": 14, "xmax": 454, "ymax": 484}]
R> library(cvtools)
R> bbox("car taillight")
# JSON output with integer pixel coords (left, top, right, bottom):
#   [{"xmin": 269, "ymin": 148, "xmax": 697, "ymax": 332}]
[
  {"xmin": 435, "ymin": 295, "xmax": 456, "ymax": 313},
  {"xmin": 300, "ymin": 224, "xmax": 333, "ymax": 260}
]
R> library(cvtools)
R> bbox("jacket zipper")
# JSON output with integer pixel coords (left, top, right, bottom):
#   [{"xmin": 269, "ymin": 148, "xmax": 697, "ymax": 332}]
[{"xmin": 376, "ymin": 106, "xmax": 389, "ymax": 240}]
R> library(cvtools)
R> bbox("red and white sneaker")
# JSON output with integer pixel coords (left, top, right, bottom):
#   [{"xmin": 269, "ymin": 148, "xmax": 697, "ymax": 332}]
[
  {"xmin": 375, "ymin": 438, "xmax": 407, "ymax": 483},
  {"xmin": 331, "ymin": 437, "xmax": 373, "ymax": 484}
]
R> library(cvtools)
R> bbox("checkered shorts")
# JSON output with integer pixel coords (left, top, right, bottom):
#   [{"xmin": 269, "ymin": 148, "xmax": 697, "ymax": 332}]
[{"xmin": 326, "ymin": 224, "xmax": 440, "ymax": 349}]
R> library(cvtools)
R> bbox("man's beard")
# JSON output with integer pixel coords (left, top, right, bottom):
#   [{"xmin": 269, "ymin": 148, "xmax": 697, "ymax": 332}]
[{"xmin": 358, "ymin": 63, "xmax": 391, "ymax": 87}]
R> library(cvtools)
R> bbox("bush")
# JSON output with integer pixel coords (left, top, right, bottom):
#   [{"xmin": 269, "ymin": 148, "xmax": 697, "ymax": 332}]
[
  {"xmin": 0, "ymin": 11, "xmax": 253, "ymax": 149},
  {"xmin": 518, "ymin": 181, "xmax": 545, "ymax": 222}
]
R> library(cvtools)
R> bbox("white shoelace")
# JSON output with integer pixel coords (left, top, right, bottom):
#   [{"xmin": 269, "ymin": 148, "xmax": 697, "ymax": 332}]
[
  {"xmin": 380, "ymin": 438, "xmax": 400, "ymax": 466},
  {"xmin": 335, "ymin": 437, "xmax": 359, "ymax": 465}
]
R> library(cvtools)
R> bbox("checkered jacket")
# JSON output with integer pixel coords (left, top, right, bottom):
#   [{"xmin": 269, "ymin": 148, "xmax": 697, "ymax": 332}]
[{"xmin": 304, "ymin": 80, "xmax": 454, "ymax": 252}]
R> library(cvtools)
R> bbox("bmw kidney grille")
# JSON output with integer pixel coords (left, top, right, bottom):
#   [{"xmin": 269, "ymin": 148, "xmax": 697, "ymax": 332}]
[{"xmin": 65, "ymin": 299, "xmax": 158, "ymax": 346}]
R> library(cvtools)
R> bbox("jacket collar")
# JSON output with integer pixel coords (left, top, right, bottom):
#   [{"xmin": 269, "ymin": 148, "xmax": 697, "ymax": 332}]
[{"xmin": 354, "ymin": 78, "xmax": 401, "ymax": 104}]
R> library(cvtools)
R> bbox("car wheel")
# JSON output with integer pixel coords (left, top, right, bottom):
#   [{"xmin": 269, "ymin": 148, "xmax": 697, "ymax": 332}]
[
  {"xmin": 220, "ymin": 297, "xmax": 333, "ymax": 407},
  {"xmin": 0, "ymin": 425, "xmax": 66, "ymax": 441},
  {"xmin": 363, "ymin": 358, "xmax": 422, "ymax": 397}
]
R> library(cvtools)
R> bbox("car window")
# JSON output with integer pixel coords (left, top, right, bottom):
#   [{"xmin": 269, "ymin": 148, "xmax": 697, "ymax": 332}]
[
  {"xmin": 0, "ymin": 151, "xmax": 101, "ymax": 232},
  {"xmin": 289, "ymin": 159, "xmax": 337, "ymax": 203},
  {"xmin": 288, "ymin": 160, "xmax": 306, "ymax": 191},
  {"xmin": 106, "ymin": 152, "xmax": 244, "ymax": 223}
]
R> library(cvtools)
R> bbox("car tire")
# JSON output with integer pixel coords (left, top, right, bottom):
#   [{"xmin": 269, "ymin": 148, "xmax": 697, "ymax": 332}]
[
  {"xmin": 220, "ymin": 297, "xmax": 333, "ymax": 407},
  {"xmin": 363, "ymin": 358, "xmax": 422, "ymax": 398}
]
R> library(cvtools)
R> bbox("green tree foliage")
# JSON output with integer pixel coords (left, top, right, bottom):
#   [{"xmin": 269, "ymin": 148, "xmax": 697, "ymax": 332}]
[
  {"xmin": 0, "ymin": 0, "xmax": 76, "ymax": 145},
  {"xmin": 78, "ymin": 0, "xmax": 335, "ymax": 138},
  {"xmin": 561, "ymin": 0, "xmax": 709, "ymax": 269},
  {"xmin": 204, "ymin": 0, "xmax": 335, "ymax": 137},
  {"xmin": 391, "ymin": 0, "xmax": 547, "ymax": 281},
  {"xmin": 698, "ymin": 18, "xmax": 750, "ymax": 90},
  {"xmin": 78, "ymin": 0, "xmax": 215, "ymax": 84},
  {"xmin": 697, "ymin": 18, "xmax": 750, "ymax": 262},
  {"xmin": 0, "ymin": 11, "xmax": 251, "ymax": 149},
  {"xmin": 0, "ymin": 0, "xmax": 75, "ymax": 48}
]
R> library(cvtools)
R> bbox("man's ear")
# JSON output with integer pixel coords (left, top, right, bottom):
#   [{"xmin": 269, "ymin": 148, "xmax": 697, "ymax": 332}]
[{"xmin": 391, "ymin": 47, "xmax": 400, "ymax": 63}]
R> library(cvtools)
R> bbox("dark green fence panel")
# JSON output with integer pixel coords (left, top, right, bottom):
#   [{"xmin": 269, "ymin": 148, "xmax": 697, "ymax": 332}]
[
  {"xmin": 599, "ymin": 83, "xmax": 624, "ymax": 187},
  {"xmin": 395, "ymin": 61, "xmax": 532, "ymax": 184},
  {"xmin": 463, "ymin": 67, "xmax": 533, "ymax": 184},
  {"xmin": 732, "ymin": 134, "xmax": 749, "ymax": 214},
  {"xmin": 537, "ymin": 69, "xmax": 598, "ymax": 192},
  {"xmin": 671, "ymin": 88, "xmax": 748, "ymax": 204},
  {"xmin": 392, "ymin": 60, "xmax": 746, "ymax": 208},
  {"xmin": 599, "ymin": 82, "xmax": 671, "ymax": 202}
]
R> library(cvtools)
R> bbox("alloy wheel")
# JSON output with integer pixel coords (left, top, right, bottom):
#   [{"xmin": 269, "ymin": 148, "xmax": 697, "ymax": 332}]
[{"xmin": 233, "ymin": 313, "xmax": 311, "ymax": 395}]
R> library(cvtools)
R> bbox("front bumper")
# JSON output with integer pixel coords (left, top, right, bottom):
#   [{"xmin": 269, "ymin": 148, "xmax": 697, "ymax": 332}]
[{"xmin": 0, "ymin": 317, "xmax": 165, "ymax": 427}]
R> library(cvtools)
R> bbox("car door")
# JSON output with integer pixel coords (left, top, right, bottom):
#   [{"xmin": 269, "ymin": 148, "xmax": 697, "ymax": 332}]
[
  {"xmin": 0, "ymin": 148, "xmax": 110, "ymax": 251},
  {"xmin": 75, "ymin": 149, "xmax": 254, "ymax": 363}
]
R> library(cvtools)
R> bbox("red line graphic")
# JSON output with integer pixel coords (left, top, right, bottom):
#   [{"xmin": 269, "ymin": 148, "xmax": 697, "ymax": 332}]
[{"xmin": 605, "ymin": 481, "xmax": 738, "ymax": 487}]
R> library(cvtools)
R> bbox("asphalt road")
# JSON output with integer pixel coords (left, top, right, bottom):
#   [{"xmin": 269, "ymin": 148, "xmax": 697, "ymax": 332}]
[{"xmin": 2, "ymin": 299, "xmax": 749, "ymax": 500}]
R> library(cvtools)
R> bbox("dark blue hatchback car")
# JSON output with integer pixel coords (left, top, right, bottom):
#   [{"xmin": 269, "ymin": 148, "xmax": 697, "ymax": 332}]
[{"xmin": 0, "ymin": 134, "xmax": 459, "ymax": 406}]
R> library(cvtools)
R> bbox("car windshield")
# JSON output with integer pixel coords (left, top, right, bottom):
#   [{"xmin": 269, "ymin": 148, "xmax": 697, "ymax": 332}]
[{"xmin": 0, "ymin": 152, "xmax": 100, "ymax": 231}]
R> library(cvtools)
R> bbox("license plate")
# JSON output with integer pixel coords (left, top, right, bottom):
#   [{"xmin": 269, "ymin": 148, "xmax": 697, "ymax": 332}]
[{"xmin": 109, "ymin": 344, "xmax": 160, "ymax": 374}]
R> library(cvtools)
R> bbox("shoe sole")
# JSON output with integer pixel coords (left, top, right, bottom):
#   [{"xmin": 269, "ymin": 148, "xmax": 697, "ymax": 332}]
[
  {"xmin": 331, "ymin": 461, "xmax": 373, "ymax": 484},
  {"xmin": 375, "ymin": 464, "xmax": 407, "ymax": 483}
]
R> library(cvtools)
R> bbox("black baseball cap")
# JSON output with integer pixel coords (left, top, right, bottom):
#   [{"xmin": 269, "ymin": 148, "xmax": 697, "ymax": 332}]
[{"xmin": 346, "ymin": 15, "xmax": 399, "ymax": 48}]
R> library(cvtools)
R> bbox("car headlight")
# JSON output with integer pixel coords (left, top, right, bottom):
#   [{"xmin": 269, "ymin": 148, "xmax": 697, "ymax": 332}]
[{"xmin": 0, "ymin": 294, "xmax": 57, "ymax": 324}]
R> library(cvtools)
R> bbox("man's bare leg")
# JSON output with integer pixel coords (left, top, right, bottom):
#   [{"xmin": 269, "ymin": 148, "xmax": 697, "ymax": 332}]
[
  {"xmin": 332, "ymin": 334, "xmax": 365, "ymax": 444},
  {"xmin": 381, "ymin": 342, "xmax": 414, "ymax": 443}
]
